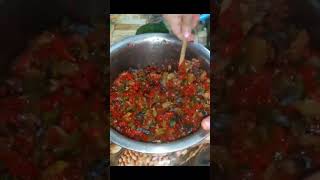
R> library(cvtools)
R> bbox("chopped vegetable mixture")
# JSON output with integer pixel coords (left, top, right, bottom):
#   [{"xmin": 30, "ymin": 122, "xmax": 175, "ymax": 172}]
[
  {"xmin": 111, "ymin": 59, "xmax": 210, "ymax": 142},
  {"xmin": 0, "ymin": 24, "xmax": 107, "ymax": 179},
  {"xmin": 214, "ymin": 0, "xmax": 320, "ymax": 179}
]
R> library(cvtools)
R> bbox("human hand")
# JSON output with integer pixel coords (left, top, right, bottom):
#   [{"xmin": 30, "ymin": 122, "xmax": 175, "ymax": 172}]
[
  {"xmin": 201, "ymin": 116, "xmax": 210, "ymax": 131},
  {"xmin": 201, "ymin": 116, "xmax": 210, "ymax": 143},
  {"xmin": 162, "ymin": 14, "xmax": 199, "ymax": 41}
]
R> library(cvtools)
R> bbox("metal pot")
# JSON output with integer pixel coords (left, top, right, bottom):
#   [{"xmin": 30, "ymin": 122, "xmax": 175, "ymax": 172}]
[{"xmin": 110, "ymin": 33, "xmax": 210, "ymax": 154}]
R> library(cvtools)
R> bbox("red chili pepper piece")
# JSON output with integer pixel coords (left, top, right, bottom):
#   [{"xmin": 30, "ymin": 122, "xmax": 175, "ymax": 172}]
[
  {"xmin": 298, "ymin": 65, "xmax": 318, "ymax": 94},
  {"xmin": 12, "ymin": 53, "xmax": 32, "ymax": 76},
  {"xmin": 203, "ymin": 81, "xmax": 210, "ymax": 90},
  {"xmin": 85, "ymin": 127, "xmax": 103, "ymax": 140},
  {"xmin": 0, "ymin": 151, "xmax": 39, "ymax": 179},
  {"xmin": 149, "ymin": 73, "xmax": 161, "ymax": 82},
  {"xmin": 42, "ymin": 153, "xmax": 56, "ymax": 168},
  {"xmin": 51, "ymin": 37, "xmax": 76, "ymax": 62},
  {"xmin": 33, "ymin": 46, "xmax": 52, "ymax": 60},
  {"xmin": 40, "ymin": 91, "xmax": 64, "ymax": 112},
  {"xmin": 61, "ymin": 94, "xmax": 86, "ymax": 112},
  {"xmin": 80, "ymin": 62, "xmax": 99, "ymax": 82},
  {"xmin": 67, "ymin": 63, "xmax": 99, "ymax": 92},
  {"xmin": 110, "ymin": 101, "xmax": 122, "ymax": 119},
  {"xmin": 221, "ymin": 36, "xmax": 243, "ymax": 58},
  {"xmin": 91, "ymin": 94, "xmax": 104, "ymax": 112},
  {"xmin": 219, "ymin": 0, "xmax": 241, "ymax": 30},
  {"xmin": 118, "ymin": 71, "xmax": 134, "ymax": 81},
  {"xmin": 184, "ymin": 84, "xmax": 196, "ymax": 96},
  {"xmin": 218, "ymin": 0, "xmax": 244, "ymax": 59},
  {"xmin": 14, "ymin": 135, "xmax": 34, "ymax": 156},
  {"xmin": 72, "ymin": 75, "xmax": 91, "ymax": 91},
  {"xmin": 60, "ymin": 111, "xmax": 79, "ymax": 134},
  {"xmin": 0, "ymin": 110, "xmax": 18, "ymax": 125},
  {"xmin": 46, "ymin": 127, "xmax": 65, "ymax": 147},
  {"xmin": 0, "ymin": 97, "xmax": 27, "ymax": 111},
  {"xmin": 0, "ymin": 86, "xmax": 8, "ymax": 97},
  {"xmin": 310, "ymin": 89, "xmax": 320, "ymax": 103},
  {"xmin": 230, "ymin": 71, "xmax": 274, "ymax": 108},
  {"xmin": 156, "ymin": 112, "xmax": 174, "ymax": 122}
]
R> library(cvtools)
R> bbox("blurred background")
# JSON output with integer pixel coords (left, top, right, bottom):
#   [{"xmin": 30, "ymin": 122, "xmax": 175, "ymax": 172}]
[{"xmin": 110, "ymin": 14, "xmax": 209, "ymax": 48}]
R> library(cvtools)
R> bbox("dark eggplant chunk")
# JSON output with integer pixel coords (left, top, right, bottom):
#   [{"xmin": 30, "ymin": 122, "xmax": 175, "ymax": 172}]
[
  {"xmin": 295, "ymin": 153, "xmax": 313, "ymax": 170},
  {"xmin": 5, "ymin": 78, "xmax": 23, "ymax": 95},
  {"xmin": 172, "ymin": 112, "xmax": 182, "ymax": 121},
  {"xmin": 160, "ymin": 83, "xmax": 167, "ymax": 92},
  {"xmin": 182, "ymin": 124, "xmax": 193, "ymax": 134},
  {"xmin": 86, "ymin": 159, "xmax": 107, "ymax": 179},
  {"xmin": 278, "ymin": 89, "xmax": 304, "ymax": 106},
  {"xmin": 136, "ymin": 128, "xmax": 151, "ymax": 135},
  {"xmin": 271, "ymin": 110, "xmax": 290, "ymax": 128},
  {"xmin": 128, "ymin": 67, "xmax": 138, "ymax": 73},
  {"xmin": 305, "ymin": 122, "xmax": 320, "ymax": 136},
  {"xmin": 135, "ymin": 112, "xmax": 144, "ymax": 123},
  {"xmin": 169, "ymin": 113, "xmax": 182, "ymax": 128},
  {"xmin": 273, "ymin": 76, "xmax": 304, "ymax": 106},
  {"xmin": 175, "ymin": 96, "xmax": 183, "ymax": 105},
  {"xmin": 191, "ymin": 65, "xmax": 202, "ymax": 77},
  {"xmin": 263, "ymin": 31, "xmax": 290, "ymax": 51},
  {"xmin": 199, "ymin": 109, "xmax": 208, "ymax": 117},
  {"xmin": 213, "ymin": 114, "xmax": 232, "ymax": 132},
  {"xmin": 290, "ymin": 117, "xmax": 307, "ymax": 137}
]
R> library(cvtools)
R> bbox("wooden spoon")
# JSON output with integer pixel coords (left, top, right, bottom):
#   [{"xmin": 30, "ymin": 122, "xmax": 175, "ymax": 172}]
[
  {"xmin": 179, "ymin": 15, "xmax": 195, "ymax": 68},
  {"xmin": 179, "ymin": 38, "xmax": 187, "ymax": 67}
]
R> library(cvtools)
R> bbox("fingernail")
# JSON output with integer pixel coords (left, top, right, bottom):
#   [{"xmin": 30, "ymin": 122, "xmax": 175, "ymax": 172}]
[{"xmin": 184, "ymin": 32, "xmax": 190, "ymax": 38}]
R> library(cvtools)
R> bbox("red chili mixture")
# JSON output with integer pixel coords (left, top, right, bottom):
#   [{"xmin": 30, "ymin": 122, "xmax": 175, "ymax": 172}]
[
  {"xmin": 111, "ymin": 59, "xmax": 210, "ymax": 142},
  {"xmin": 214, "ymin": 0, "xmax": 320, "ymax": 179},
  {"xmin": 0, "ymin": 24, "xmax": 106, "ymax": 179}
]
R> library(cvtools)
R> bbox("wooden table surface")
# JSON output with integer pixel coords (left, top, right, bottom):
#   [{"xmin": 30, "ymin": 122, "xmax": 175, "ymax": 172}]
[{"xmin": 110, "ymin": 14, "xmax": 148, "ymax": 45}]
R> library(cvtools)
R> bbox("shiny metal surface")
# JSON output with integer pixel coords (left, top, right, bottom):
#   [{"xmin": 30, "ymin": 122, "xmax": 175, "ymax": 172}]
[{"xmin": 110, "ymin": 33, "xmax": 210, "ymax": 154}]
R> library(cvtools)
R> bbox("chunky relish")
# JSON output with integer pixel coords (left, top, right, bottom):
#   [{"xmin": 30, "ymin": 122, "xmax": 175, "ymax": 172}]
[
  {"xmin": 0, "ymin": 24, "xmax": 107, "ymax": 179},
  {"xmin": 214, "ymin": 0, "xmax": 320, "ymax": 179},
  {"xmin": 111, "ymin": 59, "xmax": 210, "ymax": 143}
]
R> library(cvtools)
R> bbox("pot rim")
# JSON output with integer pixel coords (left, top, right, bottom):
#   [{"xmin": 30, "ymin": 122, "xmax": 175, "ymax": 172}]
[{"xmin": 110, "ymin": 33, "xmax": 210, "ymax": 154}]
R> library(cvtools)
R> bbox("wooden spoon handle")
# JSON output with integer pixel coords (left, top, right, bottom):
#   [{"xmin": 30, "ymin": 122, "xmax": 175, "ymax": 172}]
[{"xmin": 179, "ymin": 39, "xmax": 187, "ymax": 66}]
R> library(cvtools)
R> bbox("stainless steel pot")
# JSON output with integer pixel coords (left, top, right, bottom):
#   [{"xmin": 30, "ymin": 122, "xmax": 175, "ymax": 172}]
[{"xmin": 110, "ymin": 33, "xmax": 210, "ymax": 154}]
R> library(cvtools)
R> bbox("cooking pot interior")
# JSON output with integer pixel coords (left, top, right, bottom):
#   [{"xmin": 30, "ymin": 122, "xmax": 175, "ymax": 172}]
[{"xmin": 110, "ymin": 35, "xmax": 210, "ymax": 82}]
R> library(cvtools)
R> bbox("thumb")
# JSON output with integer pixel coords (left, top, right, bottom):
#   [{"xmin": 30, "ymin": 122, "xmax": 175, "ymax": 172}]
[
  {"xmin": 201, "ymin": 116, "xmax": 210, "ymax": 131},
  {"xmin": 191, "ymin": 14, "xmax": 199, "ymax": 29},
  {"xmin": 182, "ymin": 15, "xmax": 194, "ymax": 41}
]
